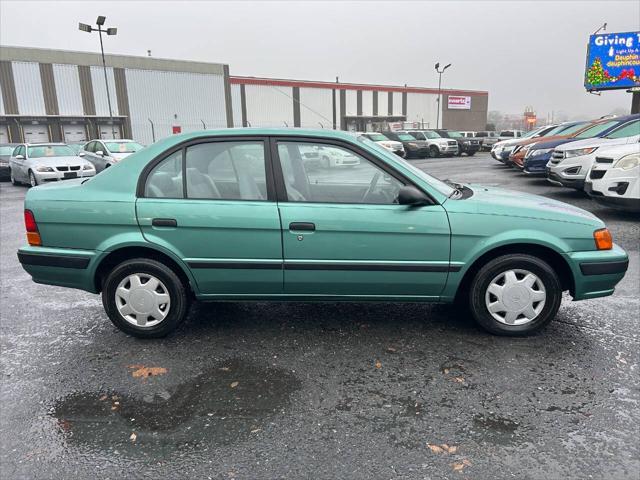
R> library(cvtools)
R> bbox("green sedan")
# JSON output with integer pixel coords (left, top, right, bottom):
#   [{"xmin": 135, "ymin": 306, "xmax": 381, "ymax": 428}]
[{"xmin": 17, "ymin": 129, "xmax": 628, "ymax": 338}]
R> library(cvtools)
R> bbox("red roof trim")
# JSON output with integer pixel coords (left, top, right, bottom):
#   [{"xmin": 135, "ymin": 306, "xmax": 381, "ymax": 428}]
[{"xmin": 230, "ymin": 76, "xmax": 488, "ymax": 96}]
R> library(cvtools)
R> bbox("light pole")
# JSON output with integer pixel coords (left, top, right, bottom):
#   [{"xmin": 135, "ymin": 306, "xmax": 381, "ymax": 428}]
[
  {"xmin": 434, "ymin": 62, "xmax": 452, "ymax": 129},
  {"xmin": 79, "ymin": 16, "xmax": 118, "ymax": 139}
]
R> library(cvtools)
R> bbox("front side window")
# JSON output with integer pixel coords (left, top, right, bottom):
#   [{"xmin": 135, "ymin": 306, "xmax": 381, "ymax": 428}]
[
  {"xmin": 573, "ymin": 121, "xmax": 618, "ymax": 139},
  {"xmin": 277, "ymin": 142, "xmax": 405, "ymax": 204},
  {"xmin": 145, "ymin": 150, "xmax": 184, "ymax": 198},
  {"xmin": 185, "ymin": 141, "xmax": 267, "ymax": 200},
  {"xmin": 605, "ymin": 120, "xmax": 640, "ymax": 139}
]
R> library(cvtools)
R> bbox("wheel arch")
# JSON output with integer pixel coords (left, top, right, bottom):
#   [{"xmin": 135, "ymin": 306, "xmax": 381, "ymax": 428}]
[
  {"xmin": 93, "ymin": 244, "xmax": 197, "ymax": 296},
  {"xmin": 453, "ymin": 242, "xmax": 575, "ymax": 303}
]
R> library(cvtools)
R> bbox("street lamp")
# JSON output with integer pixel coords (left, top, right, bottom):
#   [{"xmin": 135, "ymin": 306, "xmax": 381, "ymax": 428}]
[
  {"xmin": 434, "ymin": 62, "xmax": 452, "ymax": 129},
  {"xmin": 79, "ymin": 16, "xmax": 118, "ymax": 139}
]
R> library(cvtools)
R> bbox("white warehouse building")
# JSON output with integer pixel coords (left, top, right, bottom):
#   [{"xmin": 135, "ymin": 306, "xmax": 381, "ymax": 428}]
[{"xmin": 0, "ymin": 46, "xmax": 488, "ymax": 145}]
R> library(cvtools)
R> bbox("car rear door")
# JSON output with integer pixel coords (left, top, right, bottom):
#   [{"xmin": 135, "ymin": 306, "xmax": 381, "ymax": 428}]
[
  {"xmin": 136, "ymin": 137, "xmax": 283, "ymax": 296},
  {"xmin": 271, "ymin": 137, "xmax": 451, "ymax": 298}
]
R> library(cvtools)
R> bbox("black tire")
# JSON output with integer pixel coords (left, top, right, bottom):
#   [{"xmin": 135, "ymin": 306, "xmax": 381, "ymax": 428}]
[
  {"xmin": 469, "ymin": 254, "xmax": 562, "ymax": 336},
  {"xmin": 467, "ymin": 151, "xmax": 476, "ymax": 157},
  {"xmin": 102, "ymin": 258, "xmax": 190, "ymax": 338},
  {"xmin": 429, "ymin": 145, "xmax": 440, "ymax": 158},
  {"xmin": 28, "ymin": 170, "xmax": 38, "ymax": 187}
]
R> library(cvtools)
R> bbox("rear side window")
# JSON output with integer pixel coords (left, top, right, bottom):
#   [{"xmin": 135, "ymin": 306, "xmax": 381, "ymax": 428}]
[
  {"xmin": 145, "ymin": 151, "xmax": 184, "ymax": 198},
  {"xmin": 185, "ymin": 141, "xmax": 267, "ymax": 200}
]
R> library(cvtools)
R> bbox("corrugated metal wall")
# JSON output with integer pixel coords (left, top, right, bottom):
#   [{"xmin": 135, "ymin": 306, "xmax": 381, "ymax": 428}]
[
  {"xmin": 299, "ymin": 87, "xmax": 332, "ymax": 129},
  {"xmin": 406, "ymin": 92, "xmax": 439, "ymax": 128},
  {"xmin": 231, "ymin": 84, "xmax": 243, "ymax": 127},
  {"xmin": 244, "ymin": 84, "xmax": 293, "ymax": 127},
  {"xmin": 126, "ymin": 69, "xmax": 226, "ymax": 145},
  {"xmin": 90, "ymin": 66, "xmax": 119, "ymax": 116},
  {"xmin": 12, "ymin": 62, "xmax": 46, "ymax": 115},
  {"xmin": 52, "ymin": 64, "xmax": 83, "ymax": 116}
]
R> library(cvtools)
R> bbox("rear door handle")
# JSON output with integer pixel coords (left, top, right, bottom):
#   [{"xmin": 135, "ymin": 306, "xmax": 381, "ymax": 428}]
[
  {"xmin": 289, "ymin": 222, "xmax": 315, "ymax": 232},
  {"xmin": 152, "ymin": 218, "xmax": 177, "ymax": 228}
]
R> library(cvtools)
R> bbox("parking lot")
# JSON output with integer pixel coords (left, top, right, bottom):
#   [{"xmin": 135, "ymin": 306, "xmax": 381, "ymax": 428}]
[{"xmin": 1, "ymin": 152, "xmax": 638, "ymax": 479}]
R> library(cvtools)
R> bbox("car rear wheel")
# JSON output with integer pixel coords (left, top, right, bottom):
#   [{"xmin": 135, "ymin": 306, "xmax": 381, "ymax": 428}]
[
  {"xmin": 28, "ymin": 171, "xmax": 38, "ymax": 187},
  {"xmin": 429, "ymin": 145, "xmax": 440, "ymax": 157},
  {"xmin": 102, "ymin": 258, "xmax": 189, "ymax": 338},
  {"xmin": 469, "ymin": 254, "xmax": 562, "ymax": 336}
]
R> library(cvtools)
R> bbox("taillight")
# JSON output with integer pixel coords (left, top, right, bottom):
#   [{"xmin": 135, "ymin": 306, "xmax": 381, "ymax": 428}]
[
  {"xmin": 24, "ymin": 209, "xmax": 41, "ymax": 246},
  {"xmin": 593, "ymin": 228, "xmax": 612, "ymax": 251}
]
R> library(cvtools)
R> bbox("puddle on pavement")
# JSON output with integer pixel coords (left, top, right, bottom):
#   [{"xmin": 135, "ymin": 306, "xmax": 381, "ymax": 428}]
[
  {"xmin": 51, "ymin": 359, "xmax": 301, "ymax": 457},
  {"xmin": 470, "ymin": 413, "xmax": 522, "ymax": 445}
]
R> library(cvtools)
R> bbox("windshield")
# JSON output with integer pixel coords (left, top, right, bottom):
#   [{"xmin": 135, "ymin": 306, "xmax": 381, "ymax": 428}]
[
  {"xmin": 605, "ymin": 119, "xmax": 640, "ymax": 139},
  {"xmin": 364, "ymin": 133, "xmax": 389, "ymax": 142},
  {"xmin": 397, "ymin": 133, "xmax": 417, "ymax": 141},
  {"xmin": 573, "ymin": 121, "xmax": 618, "ymax": 139},
  {"xmin": 27, "ymin": 145, "xmax": 76, "ymax": 158},
  {"xmin": 67, "ymin": 143, "xmax": 84, "ymax": 153},
  {"xmin": 543, "ymin": 124, "xmax": 573, "ymax": 136},
  {"xmin": 357, "ymin": 136, "xmax": 454, "ymax": 197},
  {"xmin": 446, "ymin": 131, "xmax": 463, "ymax": 138},
  {"xmin": 558, "ymin": 122, "xmax": 590, "ymax": 135},
  {"xmin": 105, "ymin": 141, "xmax": 144, "ymax": 153},
  {"xmin": 0, "ymin": 146, "xmax": 14, "ymax": 155}
]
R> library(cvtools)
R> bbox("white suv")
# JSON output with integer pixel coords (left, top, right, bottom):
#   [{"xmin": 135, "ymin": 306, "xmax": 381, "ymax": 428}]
[
  {"xmin": 585, "ymin": 143, "xmax": 640, "ymax": 212},
  {"xmin": 401, "ymin": 130, "xmax": 458, "ymax": 157},
  {"xmin": 547, "ymin": 118, "xmax": 640, "ymax": 190},
  {"xmin": 357, "ymin": 132, "xmax": 405, "ymax": 157}
]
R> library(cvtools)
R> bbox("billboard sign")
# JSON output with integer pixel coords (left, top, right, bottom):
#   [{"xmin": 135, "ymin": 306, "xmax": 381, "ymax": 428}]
[
  {"xmin": 448, "ymin": 95, "xmax": 471, "ymax": 109},
  {"xmin": 585, "ymin": 31, "xmax": 640, "ymax": 91}
]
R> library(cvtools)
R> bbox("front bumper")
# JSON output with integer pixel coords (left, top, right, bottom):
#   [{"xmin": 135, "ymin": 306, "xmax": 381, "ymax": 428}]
[
  {"xmin": 546, "ymin": 168, "xmax": 585, "ymax": 189},
  {"xmin": 523, "ymin": 154, "xmax": 552, "ymax": 175},
  {"xmin": 34, "ymin": 169, "xmax": 95, "ymax": 183},
  {"xmin": 565, "ymin": 244, "xmax": 629, "ymax": 300},
  {"xmin": 585, "ymin": 181, "xmax": 640, "ymax": 212}
]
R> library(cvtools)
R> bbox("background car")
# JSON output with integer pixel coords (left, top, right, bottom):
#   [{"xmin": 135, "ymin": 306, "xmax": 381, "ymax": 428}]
[
  {"xmin": 382, "ymin": 131, "xmax": 430, "ymax": 158},
  {"xmin": 585, "ymin": 143, "xmax": 640, "ymax": 212},
  {"xmin": 474, "ymin": 131, "xmax": 500, "ymax": 150},
  {"xmin": 9, "ymin": 143, "xmax": 96, "ymax": 187},
  {"xmin": 0, "ymin": 143, "xmax": 18, "ymax": 181},
  {"xmin": 301, "ymin": 144, "xmax": 360, "ymax": 168},
  {"xmin": 401, "ymin": 130, "xmax": 458, "ymax": 157},
  {"xmin": 547, "ymin": 118, "xmax": 640, "ymax": 190},
  {"xmin": 523, "ymin": 115, "xmax": 640, "ymax": 175},
  {"xmin": 434, "ymin": 129, "xmax": 481, "ymax": 156},
  {"xmin": 498, "ymin": 130, "xmax": 525, "ymax": 141},
  {"xmin": 66, "ymin": 142, "xmax": 86, "ymax": 155},
  {"xmin": 81, "ymin": 139, "xmax": 144, "ymax": 172},
  {"xmin": 491, "ymin": 125, "xmax": 559, "ymax": 164},
  {"xmin": 357, "ymin": 132, "xmax": 405, "ymax": 157}
]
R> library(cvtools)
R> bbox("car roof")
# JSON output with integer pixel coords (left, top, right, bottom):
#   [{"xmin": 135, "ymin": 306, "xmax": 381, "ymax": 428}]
[{"xmin": 24, "ymin": 142, "xmax": 67, "ymax": 147}]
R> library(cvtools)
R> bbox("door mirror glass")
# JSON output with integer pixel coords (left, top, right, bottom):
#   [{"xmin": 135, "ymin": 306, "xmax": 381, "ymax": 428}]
[{"xmin": 397, "ymin": 186, "xmax": 429, "ymax": 206}]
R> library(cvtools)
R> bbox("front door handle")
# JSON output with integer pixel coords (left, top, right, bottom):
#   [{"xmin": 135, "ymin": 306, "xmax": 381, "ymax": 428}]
[
  {"xmin": 152, "ymin": 218, "xmax": 177, "ymax": 228},
  {"xmin": 289, "ymin": 222, "xmax": 315, "ymax": 232}
]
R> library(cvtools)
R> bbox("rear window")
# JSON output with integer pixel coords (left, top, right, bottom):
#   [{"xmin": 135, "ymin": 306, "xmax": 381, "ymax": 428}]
[{"xmin": 500, "ymin": 131, "xmax": 514, "ymax": 137}]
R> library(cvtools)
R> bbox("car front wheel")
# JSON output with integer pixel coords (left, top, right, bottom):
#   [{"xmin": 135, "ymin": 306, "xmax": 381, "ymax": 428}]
[
  {"xmin": 29, "ymin": 171, "xmax": 38, "ymax": 187},
  {"xmin": 102, "ymin": 258, "xmax": 189, "ymax": 338},
  {"xmin": 469, "ymin": 254, "xmax": 562, "ymax": 336},
  {"xmin": 429, "ymin": 145, "xmax": 440, "ymax": 157}
]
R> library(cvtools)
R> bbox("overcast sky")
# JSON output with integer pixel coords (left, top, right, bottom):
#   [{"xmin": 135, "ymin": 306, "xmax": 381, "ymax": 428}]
[{"xmin": 1, "ymin": 0, "xmax": 639, "ymax": 121}]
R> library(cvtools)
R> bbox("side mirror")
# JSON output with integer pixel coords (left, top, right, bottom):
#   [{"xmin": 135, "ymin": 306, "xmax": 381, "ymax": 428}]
[
  {"xmin": 95, "ymin": 150, "xmax": 104, "ymax": 157},
  {"xmin": 398, "ymin": 186, "xmax": 430, "ymax": 206},
  {"xmin": 15, "ymin": 154, "xmax": 24, "ymax": 160},
  {"xmin": 78, "ymin": 152, "xmax": 85, "ymax": 157}
]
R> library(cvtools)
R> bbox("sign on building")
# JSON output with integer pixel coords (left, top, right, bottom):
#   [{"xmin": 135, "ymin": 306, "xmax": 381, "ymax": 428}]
[
  {"xmin": 585, "ymin": 31, "xmax": 640, "ymax": 91},
  {"xmin": 448, "ymin": 96, "xmax": 471, "ymax": 110}
]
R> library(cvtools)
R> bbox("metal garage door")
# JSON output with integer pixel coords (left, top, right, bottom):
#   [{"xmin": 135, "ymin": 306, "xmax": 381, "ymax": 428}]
[
  {"xmin": 98, "ymin": 124, "xmax": 121, "ymax": 140},
  {"xmin": 0, "ymin": 125, "xmax": 9, "ymax": 144},
  {"xmin": 23, "ymin": 124, "xmax": 49, "ymax": 143},
  {"xmin": 62, "ymin": 125, "xmax": 87, "ymax": 143}
]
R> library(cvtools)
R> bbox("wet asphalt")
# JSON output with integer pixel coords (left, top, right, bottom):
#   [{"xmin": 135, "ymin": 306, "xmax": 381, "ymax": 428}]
[{"xmin": 0, "ymin": 153, "xmax": 638, "ymax": 480}]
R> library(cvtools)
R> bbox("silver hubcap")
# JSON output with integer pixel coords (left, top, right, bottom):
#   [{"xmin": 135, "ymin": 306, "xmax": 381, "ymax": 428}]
[
  {"xmin": 115, "ymin": 274, "xmax": 171, "ymax": 328},
  {"xmin": 485, "ymin": 269, "xmax": 546, "ymax": 326}
]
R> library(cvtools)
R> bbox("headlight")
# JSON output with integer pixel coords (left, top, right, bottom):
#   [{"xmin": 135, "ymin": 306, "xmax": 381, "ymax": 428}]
[
  {"xmin": 35, "ymin": 166, "xmax": 54, "ymax": 172},
  {"xmin": 526, "ymin": 148, "xmax": 553, "ymax": 159},
  {"xmin": 82, "ymin": 164, "xmax": 93, "ymax": 170},
  {"xmin": 564, "ymin": 147, "xmax": 598, "ymax": 158},
  {"xmin": 613, "ymin": 152, "xmax": 640, "ymax": 170}
]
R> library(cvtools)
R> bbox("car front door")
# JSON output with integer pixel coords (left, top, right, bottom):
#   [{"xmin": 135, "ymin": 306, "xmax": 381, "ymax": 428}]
[
  {"xmin": 272, "ymin": 138, "xmax": 451, "ymax": 298},
  {"xmin": 136, "ymin": 137, "xmax": 283, "ymax": 296},
  {"xmin": 11, "ymin": 145, "xmax": 27, "ymax": 181}
]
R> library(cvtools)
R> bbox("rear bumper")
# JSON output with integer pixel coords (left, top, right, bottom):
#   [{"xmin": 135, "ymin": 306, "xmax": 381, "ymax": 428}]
[
  {"xmin": 17, "ymin": 246, "xmax": 100, "ymax": 293},
  {"xmin": 565, "ymin": 244, "xmax": 629, "ymax": 300}
]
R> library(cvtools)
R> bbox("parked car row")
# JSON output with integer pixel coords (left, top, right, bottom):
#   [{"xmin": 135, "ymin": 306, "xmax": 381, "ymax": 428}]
[
  {"xmin": 490, "ymin": 114, "xmax": 640, "ymax": 212},
  {"xmin": 2, "ymin": 139, "xmax": 144, "ymax": 187}
]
